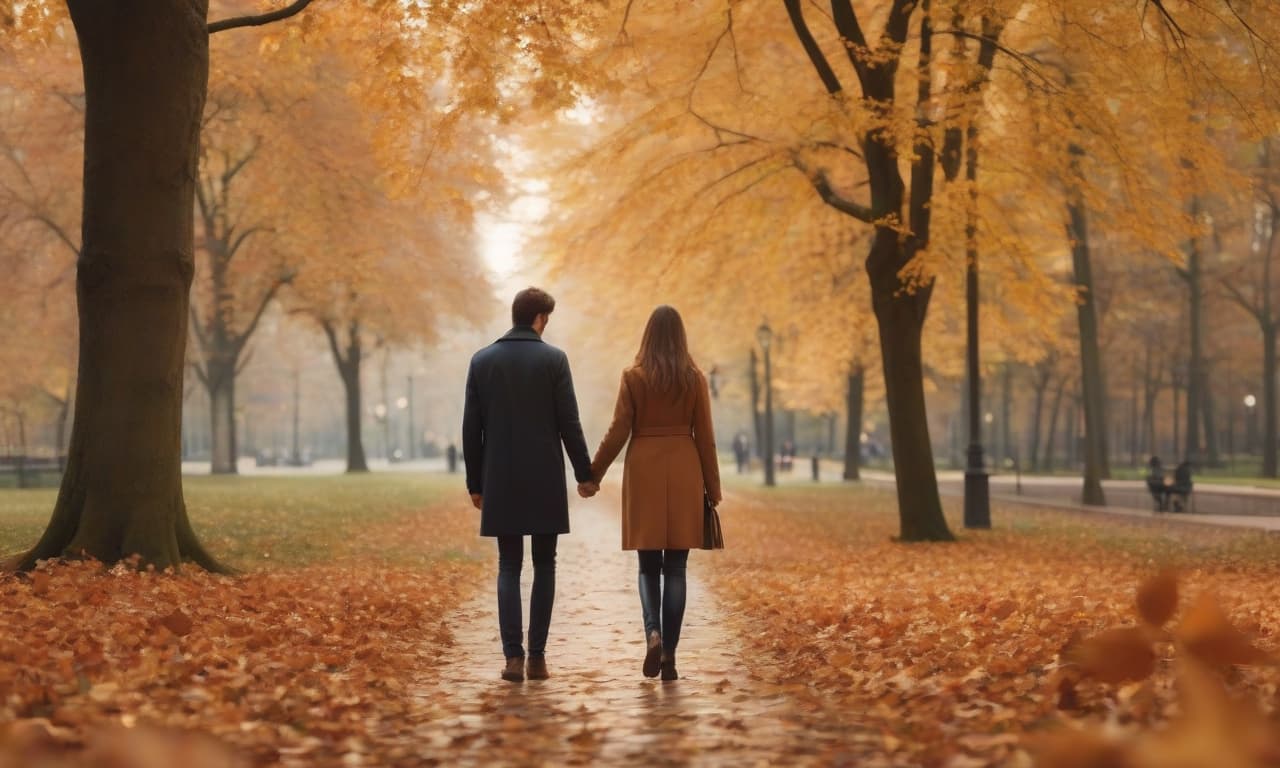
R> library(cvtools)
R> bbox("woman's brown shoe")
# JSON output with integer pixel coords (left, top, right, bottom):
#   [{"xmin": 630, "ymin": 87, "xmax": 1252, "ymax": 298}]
[
  {"xmin": 501, "ymin": 656, "xmax": 525, "ymax": 682},
  {"xmin": 643, "ymin": 631, "xmax": 663, "ymax": 678},
  {"xmin": 527, "ymin": 656, "xmax": 549, "ymax": 680},
  {"xmin": 660, "ymin": 655, "xmax": 678, "ymax": 682}
]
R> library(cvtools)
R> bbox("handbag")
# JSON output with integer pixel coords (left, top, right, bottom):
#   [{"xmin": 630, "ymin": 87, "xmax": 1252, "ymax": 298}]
[{"xmin": 702, "ymin": 492, "xmax": 724, "ymax": 550}]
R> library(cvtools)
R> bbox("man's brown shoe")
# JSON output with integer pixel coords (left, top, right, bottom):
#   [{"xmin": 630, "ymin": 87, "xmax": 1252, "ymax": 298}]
[
  {"xmin": 527, "ymin": 656, "xmax": 549, "ymax": 680},
  {"xmin": 502, "ymin": 656, "xmax": 525, "ymax": 682}
]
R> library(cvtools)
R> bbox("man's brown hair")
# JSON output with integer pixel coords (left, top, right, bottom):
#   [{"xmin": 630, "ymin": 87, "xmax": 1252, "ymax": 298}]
[{"xmin": 512, "ymin": 287, "xmax": 556, "ymax": 326}]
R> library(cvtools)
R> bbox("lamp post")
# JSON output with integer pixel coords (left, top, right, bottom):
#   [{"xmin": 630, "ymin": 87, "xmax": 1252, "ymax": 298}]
[
  {"xmin": 406, "ymin": 375, "xmax": 416, "ymax": 460},
  {"xmin": 964, "ymin": 281, "xmax": 991, "ymax": 529},
  {"xmin": 757, "ymin": 320, "xmax": 775, "ymax": 487},
  {"xmin": 395, "ymin": 396, "xmax": 409, "ymax": 461},
  {"xmin": 1245, "ymin": 393, "xmax": 1258, "ymax": 455},
  {"xmin": 374, "ymin": 402, "xmax": 388, "ymax": 461}
]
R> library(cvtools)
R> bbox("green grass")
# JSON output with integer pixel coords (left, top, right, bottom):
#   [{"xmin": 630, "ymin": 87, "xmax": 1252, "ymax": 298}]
[{"xmin": 0, "ymin": 472, "xmax": 478, "ymax": 570}]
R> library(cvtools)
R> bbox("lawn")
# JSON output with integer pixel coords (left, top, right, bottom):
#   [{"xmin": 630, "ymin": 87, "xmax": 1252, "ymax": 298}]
[
  {"xmin": 0, "ymin": 472, "xmax": 489, "ymax": 766},
  {"xmin": 705, "ymin": 480, "xmax": 1280, "ymax": 767}
]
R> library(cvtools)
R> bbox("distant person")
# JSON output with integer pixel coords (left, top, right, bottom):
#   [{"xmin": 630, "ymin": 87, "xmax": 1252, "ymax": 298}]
[
  {"xmin": 732, "ymin": 432, "xmax": 750, "ymax": 474},
  {"xmin": 590, "ymin": 305, "xmax": 721, "ymax": 682},
  {"xmin": 780, "ymin": 439, "xmax": 795, "ymax": 472},
  {"xmin": 1145, "ymin": 456, "xmax": 1169, "ymax": 512},
  {"xmin": 1171, "ymin": 459, "xmax": 1194, "ymax": 512},
  {"xmin": 446, "ymin": 443, "xmax": 458, "ymax": 474},
  {"xmin": 462, "ymin": 287, "xmax": 598, "ymax": 683}
]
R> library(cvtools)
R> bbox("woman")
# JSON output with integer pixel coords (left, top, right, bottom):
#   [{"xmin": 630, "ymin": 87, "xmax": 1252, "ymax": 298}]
[{"xmin": 591, "ymin": 305, "xmax": 722, "ymax": 682}]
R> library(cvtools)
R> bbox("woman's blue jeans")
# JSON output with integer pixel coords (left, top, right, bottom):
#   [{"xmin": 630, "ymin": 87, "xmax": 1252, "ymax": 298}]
[{"xmin": 637, "ymin": 549, "xmax": 689, "ymax": 655}]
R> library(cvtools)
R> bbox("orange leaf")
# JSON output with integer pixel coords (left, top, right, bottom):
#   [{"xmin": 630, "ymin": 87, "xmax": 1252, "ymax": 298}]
[
  {"xmin": 1135, "ymin": 569, "xmax": 1178, "ymax": 627},
  {"xmin": 158, "ymin": 609, "xmax": 194, "ymax": 637},
  {"xmin": 1176, "ymin": 593, "xmax": 1273, "ymax": 667},
  {"xmin": 1066, "ymin": 627, "xmax": 1155, "ymax": 684}
]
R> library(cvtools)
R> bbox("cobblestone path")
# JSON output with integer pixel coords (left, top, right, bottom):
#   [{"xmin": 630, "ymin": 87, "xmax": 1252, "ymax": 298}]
[{"xmin": 406, "ymin": 487, "xmax": 869, "ymax": 766}]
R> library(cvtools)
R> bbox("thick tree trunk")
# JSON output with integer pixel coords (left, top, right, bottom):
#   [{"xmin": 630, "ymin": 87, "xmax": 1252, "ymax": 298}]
[
  {"xmin": 870, "ymin": 234, "xmax": 952, "ymax": 541},
  {"xmin": 206, "ymin": 359, "xmax": 238, "ymax": 474},
  {"xmin": 14, "ymin": 0, "xmax": 223, "ymax": 572},
  {"xmin": 843, "ymin": 366, "xmax": 863, "ymax": 481},
  {"xmin": 340, "ymin": 362, "xmax": 368, "ymax": 474},
  {"xmin": 1265, "ymin": 324, "xmax": 1278, "ymax": 477},
  {"xmin": 1065, "ymin": 147, "xmax": 1107, "ymax": 505}
]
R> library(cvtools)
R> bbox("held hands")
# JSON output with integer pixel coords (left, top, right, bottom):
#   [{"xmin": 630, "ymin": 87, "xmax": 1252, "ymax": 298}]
[
  {"xmin": 470, "ymin": 493, "xmax": 483, "ymax": 510},
  {"xmin": 577, "ymin": 481, "xmax": 600, "ymax": 499}
]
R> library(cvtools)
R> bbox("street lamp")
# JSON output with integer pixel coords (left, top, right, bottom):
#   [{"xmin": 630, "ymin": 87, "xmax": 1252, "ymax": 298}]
[
  {"xmin": 757, "ymin": 320, "xmax": 775, "ymax": 487},
  {"xmin": 373, "ymin": 402, "xmax": 388, "ymax": 461},
  {"xmin": 1246, "ymin": 394, "xmax": 1258, "ymax": 455}
]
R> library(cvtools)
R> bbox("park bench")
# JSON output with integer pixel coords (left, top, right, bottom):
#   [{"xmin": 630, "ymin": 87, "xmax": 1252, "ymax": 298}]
[
  {"xmin": 1147, "ymin": 464, "xmax": 1194, "ymax": 513},
  {"xmin": 0, "ymin": 456, "xmax": 65, "ymax": 488}
]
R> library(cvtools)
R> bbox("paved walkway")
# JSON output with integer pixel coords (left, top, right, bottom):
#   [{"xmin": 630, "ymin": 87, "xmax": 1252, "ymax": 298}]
[
  {"xmin": 858, "ymin": 469, "xmax": 1280, "ymax": 532},
  {"xmin": 405, "ymin": 487, "xmax": 863, "ymax": 766}
]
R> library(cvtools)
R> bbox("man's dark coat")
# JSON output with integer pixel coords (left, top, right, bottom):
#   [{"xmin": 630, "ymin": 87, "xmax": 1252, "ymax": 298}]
[{"xmin": 462, "ymin": 326, "xmax": 593, "ymax": 536}]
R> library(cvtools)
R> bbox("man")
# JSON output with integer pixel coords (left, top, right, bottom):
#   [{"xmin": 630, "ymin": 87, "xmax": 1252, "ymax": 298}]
[{"xmin": 462, "ymin": 287, "xmax": 598, "ymax": 683}]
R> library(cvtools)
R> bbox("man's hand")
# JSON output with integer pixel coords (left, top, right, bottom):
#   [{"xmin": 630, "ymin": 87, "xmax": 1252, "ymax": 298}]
[
  {"xmin": 470, "ymin": 493, "xmax": 483, "ymax": 510},
  {"xmin": 577, "ymin": 481, "xmax": 599, "ymax": 499}
]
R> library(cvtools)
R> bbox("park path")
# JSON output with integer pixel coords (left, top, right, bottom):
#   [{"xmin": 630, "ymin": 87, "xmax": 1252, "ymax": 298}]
[{"xmin": 403, "ymin": 484, "xmax": 868, "ymax": 767}]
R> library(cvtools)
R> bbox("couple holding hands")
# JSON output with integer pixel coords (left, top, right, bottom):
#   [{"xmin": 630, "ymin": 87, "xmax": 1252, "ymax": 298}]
[{"xmin": 462, "ymin": 288, "xmax": 722, "ymax": 683}]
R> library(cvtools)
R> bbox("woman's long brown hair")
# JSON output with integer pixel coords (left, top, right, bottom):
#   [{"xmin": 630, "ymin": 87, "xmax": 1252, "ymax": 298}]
[{"xmin": 635, "ymin": 305, "xmax": 698, "ymax": 397}]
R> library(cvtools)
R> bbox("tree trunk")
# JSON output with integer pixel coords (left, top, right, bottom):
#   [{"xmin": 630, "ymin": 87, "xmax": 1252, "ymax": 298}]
[
  {"xmin": 1184, "ymin": 207, "xmax": 1203, "ymax": 464},
  {"xmin": 206, "ymin": 359, "xmax": 238, "ymax": 474},
  {"xmin": 1265, "ymin": 323, "xmax": 1278, "ymax": 477},
  {"xmin": 15, "ymin": 409, "xmax": 28, "ymax": 490},
  {"xmin": 843, "ymin": 366, "xmax": 863, "ymax": 481},
  {"xmin": 14, "ymin": 0, "xmax": 223, "ymax": 572},
  {"xmin": 1065, "ymin": 144, "xmax": 1107, "ymax": 505},
  {"xmin": 1043, "ymin": 377, "xmax": 1065, "ymax": 472},
  {"xmin": 870, "ymin": 235, "xmax": 953, "ymax": 541},
  {"xmin": 1029, "ymin": 365, "xmax": 1051, "ymax": 472}
]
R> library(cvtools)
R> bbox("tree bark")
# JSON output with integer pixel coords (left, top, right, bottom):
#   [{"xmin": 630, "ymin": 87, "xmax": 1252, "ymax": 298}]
[
  {"xmin": 843, "ymin": 366, "xmax": 863, "ymax": 481},
  {"xmin": 1065, "ymin": 143, "xmax": 1107, "ymax": 505},
  {"xmin": 13, "ymin": 0, "xmax": 223, "ymax": 572}
]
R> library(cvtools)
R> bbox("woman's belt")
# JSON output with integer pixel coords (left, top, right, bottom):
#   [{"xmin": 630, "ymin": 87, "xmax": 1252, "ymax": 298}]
[{"xmin": 634, "ymin": 426, "xmax": 692, "ymax": 438}]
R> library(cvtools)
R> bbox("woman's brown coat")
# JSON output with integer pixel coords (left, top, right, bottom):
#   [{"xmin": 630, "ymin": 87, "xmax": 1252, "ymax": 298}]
[{"xmin": 591, "ymin": 366, "xmax": 722, "ymax": 550}]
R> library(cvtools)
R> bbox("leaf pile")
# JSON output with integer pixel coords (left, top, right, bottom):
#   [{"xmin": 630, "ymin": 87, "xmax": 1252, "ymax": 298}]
[
  {"xmin": 704, "ymin": 483, "xmax": 1280, "ymax": 767},
  {"xmin": 0, "ymin": 477, "xmax": 486, "ymax": 766}
]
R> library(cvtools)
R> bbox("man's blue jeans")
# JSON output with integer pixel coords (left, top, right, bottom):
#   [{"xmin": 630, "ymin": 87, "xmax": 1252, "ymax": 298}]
[{"xmin": 496, "ymin": 534, "xmax": 557, "ymax": 659}]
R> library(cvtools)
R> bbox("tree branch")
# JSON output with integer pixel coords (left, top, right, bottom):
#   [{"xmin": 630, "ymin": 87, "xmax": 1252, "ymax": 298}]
[
  {"xmin": 231, "ymin": 276, "xmax": 289, "ymax": 355},
  {"xmin": 785, "ymin": 0, "xmax": 844, "ymax": 95},
  {"xmin": 793, "ymin": 155, "xmax": 875, "ymax": 223},
  {"xmin": 208, "ymin": 0, "xmax": 315, "ymax": 34}
]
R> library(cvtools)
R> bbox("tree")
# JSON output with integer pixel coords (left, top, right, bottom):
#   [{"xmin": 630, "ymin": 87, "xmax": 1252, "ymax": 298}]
[{"xmin": 4, "ymin": 0, "xmax": 579, "ymax": 570}]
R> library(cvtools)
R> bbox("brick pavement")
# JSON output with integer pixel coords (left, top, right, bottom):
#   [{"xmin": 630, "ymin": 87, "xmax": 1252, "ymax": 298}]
[{"xmin": 405, "ymin": 486, "xmax": 867, "ymax": 767}]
